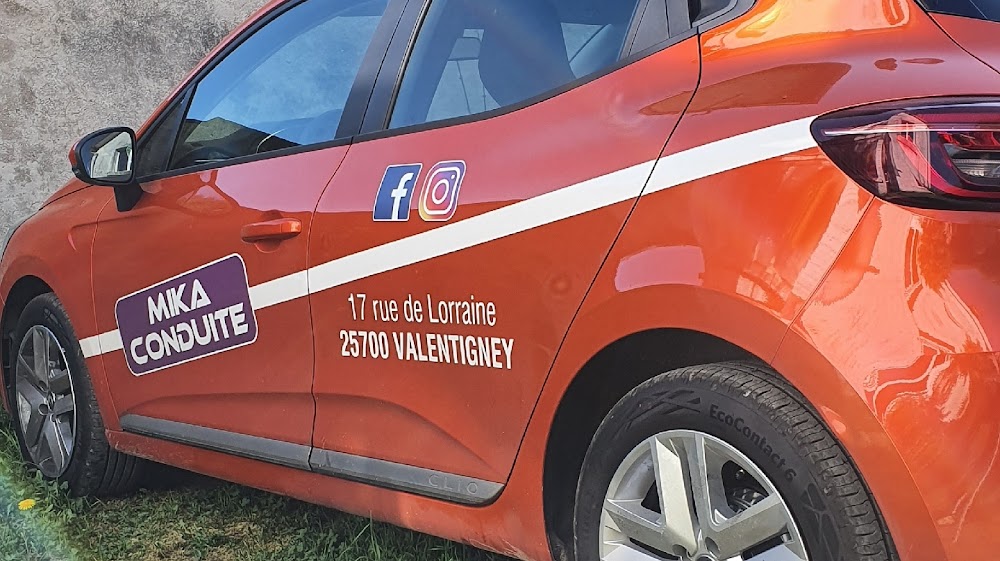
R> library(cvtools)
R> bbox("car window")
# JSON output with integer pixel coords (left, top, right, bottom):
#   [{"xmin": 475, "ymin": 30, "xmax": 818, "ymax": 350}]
[
  {"xmin": 169, "ymin": 0, "xmax": 389, "ymax": 171},
  {"xmin": 135, "ymin": 100, "xmax": 189, "ymax": 179},
  {"xmin": 389, "ymin": 0, "xmax": 643, "ymax": 129},
  {"xmin": 689, "ymin": 0, "xmax": 736, "ymax": 23},
  {"xmin": 920, "ymin": 0, "xmax": 1000, "ymax": 21}
]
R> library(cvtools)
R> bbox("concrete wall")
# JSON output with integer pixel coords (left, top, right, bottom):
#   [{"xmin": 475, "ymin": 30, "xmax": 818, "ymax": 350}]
[{"xmin": 0, "ymin": 0, "xmax": 261, "ymax": 235}]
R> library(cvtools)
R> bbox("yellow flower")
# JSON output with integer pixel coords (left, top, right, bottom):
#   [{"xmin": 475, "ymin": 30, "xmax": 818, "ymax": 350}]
[{"xmin": 17, "ymin": 499, "xmax": 36, "ymax": 511}]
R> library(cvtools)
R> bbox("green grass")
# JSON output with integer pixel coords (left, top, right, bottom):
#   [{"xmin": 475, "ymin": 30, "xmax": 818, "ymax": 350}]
[{"xmin": 0, "ymin": 412, "xmax": 511, "ymax": 561}]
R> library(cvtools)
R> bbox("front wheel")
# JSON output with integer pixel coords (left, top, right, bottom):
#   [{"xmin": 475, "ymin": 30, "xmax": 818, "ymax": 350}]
[
  {"xmin": 574, "ymin": 362, "xmax": 894, "ymax": 561},
  {"xmin": 8, "ymin": 293, "xmax": 147, "ymax": 496}
]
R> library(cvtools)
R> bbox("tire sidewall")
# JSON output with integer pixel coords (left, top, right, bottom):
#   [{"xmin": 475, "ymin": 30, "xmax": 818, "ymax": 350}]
[
  {"xmin": 574, "ymin": 369, "xmax": 848, "ymax": 561},
  {"xmin": 9, "ymin": 294, "xmax": 104, "ymax": 489}
]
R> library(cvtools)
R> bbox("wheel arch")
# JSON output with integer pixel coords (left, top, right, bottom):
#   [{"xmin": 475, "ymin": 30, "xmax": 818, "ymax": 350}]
[
  {"xmin": 0, "ymin": 189, "xmax": 111, "ymax": 421},
  {"xmin": 1, "ymin": 275, "xmax": 55, "ymax": 411},
  {"xmin": 540, "ymin": 327, "xmax": 762, "ymax": 560},
  {"xmin": 536, "ymin": 314, "xmax": 944, "ymax": 561}
]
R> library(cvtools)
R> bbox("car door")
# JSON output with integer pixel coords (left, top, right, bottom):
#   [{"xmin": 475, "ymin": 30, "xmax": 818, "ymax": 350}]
[
  {"xmin": 90, "ymin": 0, "xmax": 403, "ymax": 451},
  {"xmin": 306, "ymin": 0, "xmax": 701, "ymax": 499}
]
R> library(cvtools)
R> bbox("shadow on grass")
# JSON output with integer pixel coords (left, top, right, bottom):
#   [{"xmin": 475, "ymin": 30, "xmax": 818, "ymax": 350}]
[{"xmin": 138, "ymin": 461, "xmax": 220, "ymax": 492}]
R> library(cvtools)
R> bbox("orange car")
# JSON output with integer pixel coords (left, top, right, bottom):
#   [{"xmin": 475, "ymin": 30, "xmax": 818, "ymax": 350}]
[{"xmin": 2, "ymin": 0, "xmax": 999, "ymax": 559}]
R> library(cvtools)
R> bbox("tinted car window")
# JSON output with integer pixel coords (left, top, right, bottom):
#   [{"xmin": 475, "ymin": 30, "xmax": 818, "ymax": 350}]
[
  {"xmin": 170, "ymin": 0, "xmax": 389, "ymax": 171},
  {"xmin": 689, "ymin": 0, "xmax": 737, "ymax": 23},
  {"xmin": 136, "ymin": 101, "xmax": 185, "ymax": 178},
  {"xmin": 920, "ymin": 0, "xmax": 1000, "ymax": 21},
  {"xmin": 390, "ymin": 0, "xmax": 643, "ymax": 129}
]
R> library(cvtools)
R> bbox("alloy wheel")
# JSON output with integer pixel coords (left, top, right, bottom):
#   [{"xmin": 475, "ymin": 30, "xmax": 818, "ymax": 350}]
[
  {"xmin": 600, "ymin": 430, "xmax": 808, "ymax": 561},
  {"xmin": 14, "ymin": 325, "xmax": 77, "ymax": 478}
]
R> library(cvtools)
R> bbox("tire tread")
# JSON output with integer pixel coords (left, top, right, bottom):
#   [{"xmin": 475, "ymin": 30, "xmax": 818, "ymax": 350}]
[
  {"xmin": 10, "ymin": 293, "xmax": 145, "ymax": 497},
  {"xmin": 594, "ymin": 361, "xmax": 897, "ymax": 561}
]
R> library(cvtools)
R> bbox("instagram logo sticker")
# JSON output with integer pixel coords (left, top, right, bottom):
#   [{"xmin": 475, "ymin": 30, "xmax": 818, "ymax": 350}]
[{"xmin": 419, "ymin": 161, "xmax": 466, "ymax": 222}]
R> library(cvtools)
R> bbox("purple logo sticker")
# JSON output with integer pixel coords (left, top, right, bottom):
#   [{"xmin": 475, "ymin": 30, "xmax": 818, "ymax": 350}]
[{"xmin": 115, "ymin": 254, "xmax": 258, "ymax": 376}]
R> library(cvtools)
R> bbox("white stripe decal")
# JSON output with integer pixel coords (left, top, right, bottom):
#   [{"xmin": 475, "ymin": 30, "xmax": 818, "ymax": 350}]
[
  {"xmin": 78, "ymin": 336, "xmax": 103, "ymax": 358},
  {"xmin": 249, "ymin": 270, "xmax": 310, "ymax": 310},
  {"xmin": 79, "ymin": 116, "xmax": 819, "ymax": 360},
  {"xmin": 646, "ymin": 117, "xmax": 818, "ymax": 194},
  {"xmin": 309, "ymin": 160, "xmax": 655, "ymax": 294},
  {"xmin": 98, "ymin": 330, "xmax": 124, "ymax": 353}
]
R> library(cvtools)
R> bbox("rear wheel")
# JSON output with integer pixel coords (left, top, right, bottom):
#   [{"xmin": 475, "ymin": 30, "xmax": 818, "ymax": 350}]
[
  {"xmin": 9, "ymin": 293, "xmax": 147, "ymax": 496},
  {"xmin": 574, "ymin": 362, "xmax": 894, "ymax": 561}
]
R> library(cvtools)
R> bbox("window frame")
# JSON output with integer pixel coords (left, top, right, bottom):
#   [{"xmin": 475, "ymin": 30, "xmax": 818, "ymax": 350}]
[
  {"xmin": 354, "ymin": 0, "xmax": 756, "ymax": 142},
  {"xmin": 134, "ymin": 0, "xmax": 409, "ymax": 183},
  {"xmin": 135, "ymin": 88, "xmax": 191, "ymax": 178},
  {"xmin": 690, "ymin": 0, "xmax": 757, "ymax": 32},
  {"xmin": 917, "ymin": 0, "xmax": 1000, "ymax": 22}
]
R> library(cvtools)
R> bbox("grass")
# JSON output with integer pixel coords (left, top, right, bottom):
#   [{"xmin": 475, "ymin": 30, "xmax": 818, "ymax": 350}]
[{"xmin": 0, "ymin": 412, "xmax": 512, "ymax": 561}]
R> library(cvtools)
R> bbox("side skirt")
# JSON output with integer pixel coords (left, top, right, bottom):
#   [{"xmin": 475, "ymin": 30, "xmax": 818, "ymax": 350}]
[{"xmin": 119, "ymin": 415, "xmax": 503, "ymax": 506}]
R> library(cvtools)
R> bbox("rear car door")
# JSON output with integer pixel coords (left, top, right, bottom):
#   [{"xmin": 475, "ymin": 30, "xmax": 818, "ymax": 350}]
[
  {"xmin": 90, "ymin": 0, "xmax": 401, "ymax": 451},
  {"xmin": 306, "ymin": 0, "xmax": 702, "ymax": 500}
]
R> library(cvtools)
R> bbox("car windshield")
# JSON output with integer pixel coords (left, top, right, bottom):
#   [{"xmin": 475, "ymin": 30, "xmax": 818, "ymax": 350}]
[{"xmin": 921, "ymin": 0, "xmax": 1000, "ymax": 22}]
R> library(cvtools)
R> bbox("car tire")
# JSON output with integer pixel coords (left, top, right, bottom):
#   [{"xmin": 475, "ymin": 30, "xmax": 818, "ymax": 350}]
[
  {"xmin": 7, "ymin": 293, "xmax": 146, "ymax": 497},
  {"xmin": 573, "ymin": 361, "xmax": 895, "ymax": 561}
]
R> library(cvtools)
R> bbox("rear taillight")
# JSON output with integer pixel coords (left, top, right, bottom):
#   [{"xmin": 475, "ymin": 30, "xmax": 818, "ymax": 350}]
[{"xmin": 812, "ymin": 98, "xmax": 1000, "ymax": 209}]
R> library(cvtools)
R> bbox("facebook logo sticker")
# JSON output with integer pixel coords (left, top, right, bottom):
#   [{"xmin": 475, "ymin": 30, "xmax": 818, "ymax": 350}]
[{"xmin": 373, "ymin": 164, "xmax": 422, "ymax": 222}]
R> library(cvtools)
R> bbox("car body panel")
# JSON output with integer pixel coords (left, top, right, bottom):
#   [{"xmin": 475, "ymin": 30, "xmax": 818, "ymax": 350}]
[
  {"xmin": 783, "ymin": 199, "xmax": 1000, "ymax": 560},
  {"xmin": 88, "ymin": 146, "xmax": 349, "ymax": 445},
  {"xmin": 0, "ymin": 188, "xmax": 116, "ymax": 421},
  {"xmin": 932, "ymin": 12, "xmax": 1000, "ymax": 75},
  {"xmin": 513, "ymin": 1, "xmax": 1000, "ymax": 560},
  {"xmin": 307, "ymin": 35, "xmax": 701, "ymax": 485},
  {"xmin": 680, "ymin": 1, "xmax": 1000, "ymax": 558}
]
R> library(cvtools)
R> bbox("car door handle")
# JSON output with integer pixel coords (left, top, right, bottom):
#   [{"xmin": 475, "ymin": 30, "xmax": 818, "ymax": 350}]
[{"xmin": 241, "ymin": 218, "xmax": 302, "ymax": 243}]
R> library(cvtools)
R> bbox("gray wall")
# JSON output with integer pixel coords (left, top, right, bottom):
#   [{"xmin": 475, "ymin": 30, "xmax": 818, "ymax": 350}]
[{"xmin": 0, "ymin": 0, "xmax": 261, "ymax": 234}]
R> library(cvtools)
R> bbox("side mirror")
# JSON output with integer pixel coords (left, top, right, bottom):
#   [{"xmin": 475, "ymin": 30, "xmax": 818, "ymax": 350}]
[{"xmin": 70, "ymin": 127, "xmax": 143, "ymax": 211}]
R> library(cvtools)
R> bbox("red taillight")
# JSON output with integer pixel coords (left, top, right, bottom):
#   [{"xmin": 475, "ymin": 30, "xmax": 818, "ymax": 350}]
[{"xmin": 813, "ymin": 98, "xmax": 1000, "ymax": 209}]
